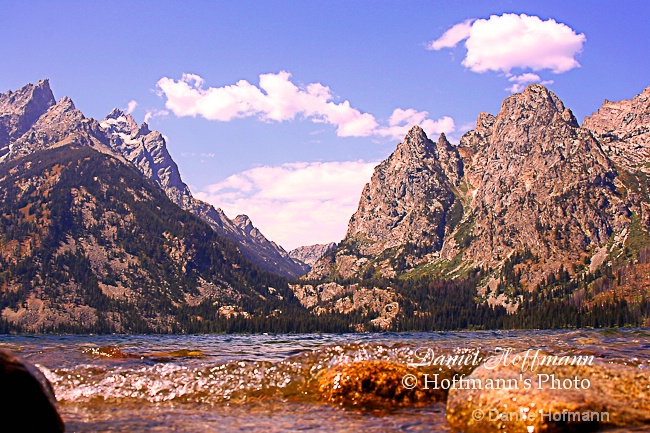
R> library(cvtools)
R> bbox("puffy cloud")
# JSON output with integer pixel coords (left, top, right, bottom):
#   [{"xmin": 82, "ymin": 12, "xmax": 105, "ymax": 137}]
[
  {"xmin": 156, "ymin": 72, "xmax": 454, "ymax": 139},
  {"xmin": 194, "ymin": 160, "xmax": 378, "ymax": 250},
  {"xmin": 505, "ymin": 73, "xmax": 554, "ymax": 93},
  {"xmin": 125, "ymin": 100, "xmax": 137, "ymax": 114},
  {"xmin": 429, "ymin": 13, "xmax": 586, "ymax": 74},
  {"xmin": 427, "ymin": 19, "xmax": 474, "ymax": 50}
]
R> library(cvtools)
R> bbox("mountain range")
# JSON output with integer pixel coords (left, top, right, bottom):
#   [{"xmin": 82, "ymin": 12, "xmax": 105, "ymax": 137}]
[
  {"xmin": 0, "ymin": 80, "xmax": 308, "ymax": 279},
  {"xmin": 295, "ymin": 84, "xmax": 650, "ymax": 327},
  {"xmin": 1, "ymin": 79, "xmax": 648, "ymax": 332}
]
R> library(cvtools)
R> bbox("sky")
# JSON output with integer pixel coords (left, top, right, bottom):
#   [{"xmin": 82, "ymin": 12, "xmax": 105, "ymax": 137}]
[{"xmin": 1, "ymin": 1, "xmax": 649, "ymax": 250}]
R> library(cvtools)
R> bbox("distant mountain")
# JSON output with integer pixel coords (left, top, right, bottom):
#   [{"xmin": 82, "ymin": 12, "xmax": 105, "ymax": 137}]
[
  {"xmin": 289, "ymin": 242, "xmax": 337, "ymax": 267},
  {"xmin": 583, "ymin": 86, "xmax": 650, "ymax": 173},
  {"xmin": 297, "ymin": 85, "xmax": 650, "ymax": 328},
  {"xmin": 0, "ymin": 80, "xmax": 307, "ymax": 279}
]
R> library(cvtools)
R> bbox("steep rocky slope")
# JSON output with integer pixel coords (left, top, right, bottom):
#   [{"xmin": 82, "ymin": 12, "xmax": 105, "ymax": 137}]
[
  {"xmin": 446, "ymin": 85, "xmax": 631, "ymax": 292},
  {"xmin": 0, "ymin": 145, "xmax": 293, "ymax": 332},
  {"xmin": 0, "ymin": 81, "xmax": 306, "ymax": 279}
]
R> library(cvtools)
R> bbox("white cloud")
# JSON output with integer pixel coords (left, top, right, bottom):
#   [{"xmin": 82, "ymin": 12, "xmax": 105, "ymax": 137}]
[
  {"xmin": 427, "ymin": 19, "xmax": 474, "ymax": 50},
  {"xmin": 156, "ymin": 72, "xmax": 454, "ymax": 140},
  {"xmin": 125, "ymin": 100, "xmax": 138, "ymax": 114},
  {"xmin": 194, "ymin": 160, "xmax": 378, "ymax": 250},
  {"xmin": 505, "ymin": 73, "xmax": 554, "ymax": 93},
  {"xmin": 429, "ymin": 13, "xmax": 586, "ymax": 77},
  {"xmin": 144, "ymin": 108, "xmax": 169, "ymax": 123},
  {"xmin": 377, "ymin": 108, "xmax": 455, "ymax": 139}
]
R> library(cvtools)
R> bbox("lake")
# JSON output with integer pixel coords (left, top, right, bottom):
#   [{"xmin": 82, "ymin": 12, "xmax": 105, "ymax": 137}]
[{"xmin": 1, "ymin": 329, "xmax": 649, "ymax": 432}]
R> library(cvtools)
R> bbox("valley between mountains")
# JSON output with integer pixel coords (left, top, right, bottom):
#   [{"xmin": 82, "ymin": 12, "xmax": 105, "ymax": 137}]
[{"xmin": 1, "ymin": 80, "xmax": 649, "ymax": 332}]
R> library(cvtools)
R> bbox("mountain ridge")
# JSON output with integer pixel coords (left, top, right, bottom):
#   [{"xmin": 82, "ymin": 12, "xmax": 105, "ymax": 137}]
[{"xmin": 1, "ymin": 79, "xmax": 648, "ymax": 332}]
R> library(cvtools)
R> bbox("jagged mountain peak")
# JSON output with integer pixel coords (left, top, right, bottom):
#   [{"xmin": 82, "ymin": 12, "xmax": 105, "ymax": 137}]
[
  {"xmin": 437, "ymin": 132, "xmax": 451, "ymax": 147},
  {"xmin": 101, "ymin": 108, "xmax": 138, "ymax": 134},
  {"xmin": 309, "ymin": 125, "xmax": 462, "ymax": 278},
  {"xmin": 397, "ymin": 125, "xmax": 436, "ymax": 158},
  {"xmin": 0, "ymin": 79, "xmax": 314, "ymax": 280},
  {"xmin": 0, "ymin": 79, "xmax": 56, "ymax": 154},
  {"xmin": 499, "ymin": 84, "xmax": 578, "ymax": 128},
  {"xmin": 583, "ymin": 85, "xmax": 650, "ymax": 172},
  {"xmin": 136, "ymin": 122, "xmax": 151, "ymax": 137},
  {"xmin": 233, "ymin": 214, "xmax": 264, "ymax": 240},
  {"xmin": 1, "ymin": 79, "xmax": 53, "ymax": 102},
  {"xmin": 234, "ymin": 214, "xmax": 253, "ymax": 229},
  {"xmin": 54, "ymin": 96, "xmax": 76, "ymax": 112},
  {"xmin": 106, "ymin": 108, "xmax": 126, "ymax": 119}
]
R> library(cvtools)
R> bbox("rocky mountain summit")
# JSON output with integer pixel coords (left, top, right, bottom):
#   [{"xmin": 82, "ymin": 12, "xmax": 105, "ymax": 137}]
[
  {"xmin": 302, "ymin": 84, "xmax": 650, "ymax": 318},
  {"xmin": 449, "ymin": 84, "xmax": 630, "ymax": 293},
  {"xmin": 0, "ymin": 79, "xmax": 56, "ymax": 158},
  {"xmin": 0, "ymin": 80, "xmax": 307, "ymax": 279}
]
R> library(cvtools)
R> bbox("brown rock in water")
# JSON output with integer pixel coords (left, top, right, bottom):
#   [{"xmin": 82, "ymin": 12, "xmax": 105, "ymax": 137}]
[
  {"xmin": 0, "ymin": 349, "xmax": 65, "ymax": 432},
  {"xmin": 82, "ymin": 345, "xmax": 140, "ymax": 359},
  {"xmin": 82, "ymin": 346, "xmax": 203, "ymax": 361},
  {"xmin": 446, "ymin": 351, "xmax": 650, "ymax": 432},
  {"xmin": 317, "ymin": 360, "xmax": 445, "ymax": 410}
]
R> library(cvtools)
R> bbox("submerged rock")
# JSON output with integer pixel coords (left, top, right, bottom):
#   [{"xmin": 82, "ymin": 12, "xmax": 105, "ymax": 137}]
[
  {"xmin": 82, "ymin": 345, "xmax": 204, "ymax": 361},
  {"xmin": 446, "ymin": 351, "xmax": 650, "ymax": 432},
  {"xmin": 316, "ymin": 360, "xmax": 445, "ymax": 410},
  {"xmin": 0, "ymin": 349, "xmax": 65, "ymax": 432}
]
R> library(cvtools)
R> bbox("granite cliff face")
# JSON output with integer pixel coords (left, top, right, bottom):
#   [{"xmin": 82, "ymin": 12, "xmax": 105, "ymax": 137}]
[
  {"xmin": 308, "ymin": 128, "xmax": 463, "ymax": 280},
  {"xmin": 289, "ymin": 242, "xmax": 336, "ymax": 267},
  {"xmin": 347, "ymin": 129, "xmax": 461, "ymax": 257},
  {"xmin": 583, "ymin": 86, "xmax": 650, "ymax": 173},
  {"xmin": 304, "ymin": 84, "xmax": 649, "ymax": 315},
  {"xmin": 0, "ymin": 80, "xmax": 307, "ymax": 279}
]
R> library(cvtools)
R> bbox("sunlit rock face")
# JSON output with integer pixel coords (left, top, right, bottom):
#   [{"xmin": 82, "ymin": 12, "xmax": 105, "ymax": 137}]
[{"xmin": 307, "ymin": 84, "xmax": 648, "ymax": 313}]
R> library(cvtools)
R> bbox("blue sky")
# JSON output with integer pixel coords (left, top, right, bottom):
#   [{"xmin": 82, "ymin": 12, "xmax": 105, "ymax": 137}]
[{"xmin": 2, "ymin": 1, "xmax": 649, "ymax": 249}]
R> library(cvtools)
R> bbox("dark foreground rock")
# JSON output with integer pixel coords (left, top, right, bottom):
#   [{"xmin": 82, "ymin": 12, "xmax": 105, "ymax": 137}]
[
  {"xmin": 0, "ymin": 349, "xmax": 65, "ymax": 432},
  {"xmin": 316, "ymin": 360, "xmax": 445, "ymax": 410},
  {"xmin": 446, "ymin": 351, "xmax": 650, "ymax": 432}
]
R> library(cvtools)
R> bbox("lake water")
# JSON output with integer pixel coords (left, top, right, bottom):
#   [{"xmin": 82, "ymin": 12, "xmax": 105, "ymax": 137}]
[{"xmin": 1, "ymin": 329, "xmax": 649, "ymax": 432}]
